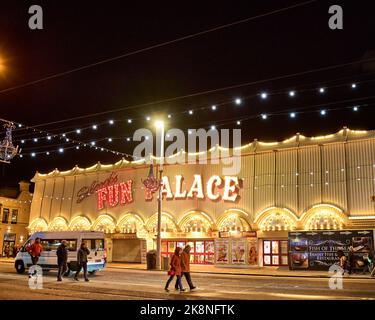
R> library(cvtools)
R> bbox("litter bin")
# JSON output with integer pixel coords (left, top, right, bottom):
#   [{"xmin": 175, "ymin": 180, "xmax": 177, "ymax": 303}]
[
  {"xmin": 162, "ymin": 256, "xmax": 170, "ymax": 271},
  {"xmin": 146, "ymin": 250, "xmax": 157, "ymax": 270}
]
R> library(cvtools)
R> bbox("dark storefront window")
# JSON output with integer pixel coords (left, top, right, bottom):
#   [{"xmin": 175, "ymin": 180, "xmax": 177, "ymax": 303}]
[
  {"xmin": 2, "ymin": 233, "xmax": 16, "ymax": 257},
  {"xmin": 11, "ymin": 209, "xmax": 18, "ymax": 224},
  {"xmin": 2, "ymin": 208, "xmax": 9, "ymax": 224},
  {"xmin": 263, "ymin": 240, "xmax": 288, "ymax": 266},
  {"xmin": 161, "ymin": 240, "xmax": 214, "ymax": 264}
]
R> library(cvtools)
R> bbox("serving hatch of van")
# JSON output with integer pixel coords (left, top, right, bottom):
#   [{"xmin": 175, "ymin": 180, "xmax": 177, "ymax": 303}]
[{"xmin": 15, "ymin": 231, "xmax": 106, "ymax": 275}]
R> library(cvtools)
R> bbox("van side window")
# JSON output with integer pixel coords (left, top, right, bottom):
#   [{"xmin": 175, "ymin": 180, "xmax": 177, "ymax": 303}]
[
  {"xmin": 22, "ymin": 239, "xmax": 33, "ymax": 252},
  {"xmin": 82, "ymin": 239, "xmax": 105, "ymax": 251},
  {"xmin": 40, "ymin": 239, "xmax": 77, "ymax": 251}
]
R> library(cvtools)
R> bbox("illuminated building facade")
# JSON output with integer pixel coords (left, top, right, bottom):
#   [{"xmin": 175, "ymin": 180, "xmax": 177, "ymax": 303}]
[
  {"xmin": 0, "ymin": 182, "xmax": 33, "ymax": 257},
  {"xmin": 28, "ymin": 128, "xmax": 375, "ymax": 267}
]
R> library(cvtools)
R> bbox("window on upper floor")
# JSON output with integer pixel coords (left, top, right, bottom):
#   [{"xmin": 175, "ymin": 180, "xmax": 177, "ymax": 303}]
[
  {"xmin": 2, "ymin": 208, "xmax": 9, "ymax": 224},
  {"xmin": 11, "ymin": 209, "xmax": 18, "ymax": 224}
]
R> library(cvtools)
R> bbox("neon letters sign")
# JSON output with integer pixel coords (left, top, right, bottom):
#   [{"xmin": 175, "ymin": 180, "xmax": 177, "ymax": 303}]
[
  {"xmin": 97, "ymin": 180, "xmax": 134, "ymax": 210},
  {"xmin": 96, "ymin": 174, "xmax": 241, "ymax": 210},
  {"xmin": 147, "ymin": 174, "xmax": 241, "ymax": 202},
  {"xmin": 77, "ymin": 172, "xmax": 118, "ymax": 204}
]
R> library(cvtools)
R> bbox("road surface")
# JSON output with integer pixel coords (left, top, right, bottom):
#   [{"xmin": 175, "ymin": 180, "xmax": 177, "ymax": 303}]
[{"xmin": 0, "ymin": 262, "xmax": 374, "ymax": 300}]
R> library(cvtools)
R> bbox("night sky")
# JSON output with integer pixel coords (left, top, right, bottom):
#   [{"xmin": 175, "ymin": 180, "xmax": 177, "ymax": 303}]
[{"xmin": 0, "ymin": 0, "xmax": 375, "ymax": 187}]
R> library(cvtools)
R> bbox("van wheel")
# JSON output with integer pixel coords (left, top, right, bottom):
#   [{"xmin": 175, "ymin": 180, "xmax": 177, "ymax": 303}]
[
  {"xmin": 15, "ymin": 261, "xmax": 25, "ymax": 274},
  {"xmin": 88, "ymin": 270, "xmax": 97, "ymax": 275}
]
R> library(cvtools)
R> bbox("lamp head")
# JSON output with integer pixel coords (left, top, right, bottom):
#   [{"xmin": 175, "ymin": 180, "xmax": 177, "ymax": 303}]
[{"xmin": 155, "ymin": 120, "xmax": 164, "ymax": 129}]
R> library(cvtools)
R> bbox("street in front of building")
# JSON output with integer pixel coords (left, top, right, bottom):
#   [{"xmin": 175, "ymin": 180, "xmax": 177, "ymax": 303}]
[{"xmin": 0, "ymin": 261, "xmax": 374, "ymax": 300}]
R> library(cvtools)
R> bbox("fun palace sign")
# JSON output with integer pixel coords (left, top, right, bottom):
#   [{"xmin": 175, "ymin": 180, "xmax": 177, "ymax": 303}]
[{"xmin": 77, "ymin": 172, "xmax": 242, "ymax": 210}]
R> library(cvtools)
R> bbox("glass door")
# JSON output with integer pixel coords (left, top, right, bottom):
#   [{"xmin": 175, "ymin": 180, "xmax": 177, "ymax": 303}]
[{"xmin": 2, "ymin": 241, "xmax": 15, "ymax": 257}]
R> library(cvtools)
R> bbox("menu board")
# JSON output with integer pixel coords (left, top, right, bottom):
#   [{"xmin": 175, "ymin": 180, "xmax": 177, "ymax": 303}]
[
  {"xmin": 231, "ymin": 240, "xmax": 246, "ymax": 264},
  {"xmin": 289, "ymin": 230, "xmax": 374, "ymax": 270},
  {"xmin": 216, "ymin": 240, "xmax": 229, "ymax": 264}
]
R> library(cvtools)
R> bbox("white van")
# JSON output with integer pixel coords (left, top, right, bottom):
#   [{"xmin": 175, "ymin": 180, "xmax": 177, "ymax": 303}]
[{"xmin": 15, "ymin": 231, "xmax": 106, "ymax": 275}]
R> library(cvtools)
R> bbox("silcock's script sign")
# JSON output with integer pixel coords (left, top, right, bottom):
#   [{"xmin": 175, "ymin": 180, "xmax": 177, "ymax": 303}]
[{"xmin": 76, "ymin": 172, "xmax": 118, "ymax": 204}]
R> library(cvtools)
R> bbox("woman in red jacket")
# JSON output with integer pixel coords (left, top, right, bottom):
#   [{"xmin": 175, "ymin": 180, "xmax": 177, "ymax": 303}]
[{"xmin": 164, "ymin": 247, "xmax": 185, "ymax": 292}]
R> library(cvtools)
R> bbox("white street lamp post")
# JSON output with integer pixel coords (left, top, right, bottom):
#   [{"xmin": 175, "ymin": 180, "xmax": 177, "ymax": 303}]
[{"xmin": 155, "ymin": 121, "xmax": 164, "ymax": 270}]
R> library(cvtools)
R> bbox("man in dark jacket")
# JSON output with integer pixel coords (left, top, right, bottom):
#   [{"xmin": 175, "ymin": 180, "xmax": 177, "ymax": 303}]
[
  {"xmin": 74, "ymin": 242, "xmax": 90, "ymax": 282},
  {"xmin": 56, "ymin": 240, "xmax": 68, "ymax": 282}
]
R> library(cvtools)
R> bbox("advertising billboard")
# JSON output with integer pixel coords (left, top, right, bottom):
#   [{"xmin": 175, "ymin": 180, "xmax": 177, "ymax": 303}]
[{"xmin": 289, "ymin": 230, "xmax": 373, "ymax": 271}]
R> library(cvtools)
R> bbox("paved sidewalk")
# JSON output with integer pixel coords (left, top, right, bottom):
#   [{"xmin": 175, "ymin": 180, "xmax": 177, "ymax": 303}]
[
  {"xmin": 1, "ymin": 257, "xmax": 372, "ymax": 279},
  {"xmin": 107, "ymin": 262, "xmax": 373, "ymax": 279},
  {"xmin": 0, "ymin": 258, "xmax": 14, "ymax": 264}
]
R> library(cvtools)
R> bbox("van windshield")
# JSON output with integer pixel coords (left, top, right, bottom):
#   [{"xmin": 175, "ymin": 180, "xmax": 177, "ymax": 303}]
[
  {"xmin": 40, "ymin": 239, "xmax": 77, "ymax": 251},
  {"xmin": 82, "ymin": 239, "xmax": 105, "ymax": 251}
]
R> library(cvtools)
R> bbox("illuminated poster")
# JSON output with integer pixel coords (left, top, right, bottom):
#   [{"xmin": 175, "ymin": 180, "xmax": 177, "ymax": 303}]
[
  {"xmin": 247, "ymin": 239, "xmax": 258, "ymax": 266},
  {"xmin": 231, "ymin": 240, "xmax": 246, "ymax": 264},
  {"xmin": 215, "ymin": 240, "xmax": 229, "ymax": 264},
  {"xmin": 289, "ymin": 230, "xmax": 374, "ymax": 270}
]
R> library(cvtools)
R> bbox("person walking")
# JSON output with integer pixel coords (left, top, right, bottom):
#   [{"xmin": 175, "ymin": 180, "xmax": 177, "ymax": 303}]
[
  {"xmin": 164, "ymin": 247, "xmax": 185, "ymax": 293},
  {"xmin": 74, "ymin": 242, "xmax": 90, "ymax": 282},
  {"xmin": 56, "ymin": 240, "xmax": 68, "ymax": 282},
  {"xmin": 175, "ymin": 245, "xmax": 196, "ymax": 291},
  {"xmin": 27, "ymin": 237, "xmax": 43, "ymax": 278},
  {"xmin": 27, "ymin": 238, "xmax": 43, "ymax": 265},
  {"xmin": 4, "ymin": 244, "xmax": 10, "ymax": 258}
]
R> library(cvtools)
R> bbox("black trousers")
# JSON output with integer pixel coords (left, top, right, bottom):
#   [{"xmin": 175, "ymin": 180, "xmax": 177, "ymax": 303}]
[
  {"xmin": 31, "ymin": 256, "xmax": 39, "ymax": 265},
  {"xmin": 166, "ymin": 274, "xmax": 183, "ymax": 290},
  {"xmin": 57, "ymin": 259, "xmax": 67, "ymax": 280},
  {"xmin": 75, "ymin": 262, "xmax": 88, "ymax": 280},
  {"xmin": 175, "ymin": 272, "xmax": 194, "ymax": 289},
  {"xmin": 29, "ymin": 256, "xmax": 40, "ymax": 276}
]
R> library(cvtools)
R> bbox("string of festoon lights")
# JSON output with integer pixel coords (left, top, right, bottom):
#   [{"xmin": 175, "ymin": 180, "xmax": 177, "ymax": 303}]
[
  {"xmin": 13, "ymin": 77, "xmax": 374, "ymax": 140},
  {"xmin": 0, "ymin": 118, "xmax": 135, "ymax": 159},
  {"xmin": 9, "ymin": 97, "xmax": 374, "ymax": 159},
  {"xmin": 7, "ymin": 102, "xmax": 371, "ymax": 160},
  {"xmin": 0, "ymin": 198, "xmax": 32, "ymax": 204},
  {"xmin": 4, "ymin": 78, "xmax": 375, "ymax": 159}
]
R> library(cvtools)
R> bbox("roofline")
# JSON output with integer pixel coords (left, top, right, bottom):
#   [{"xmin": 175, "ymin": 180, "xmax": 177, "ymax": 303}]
[{"xmin": 31, "ymin": 127, "xmax": 375, "ymax": 181}]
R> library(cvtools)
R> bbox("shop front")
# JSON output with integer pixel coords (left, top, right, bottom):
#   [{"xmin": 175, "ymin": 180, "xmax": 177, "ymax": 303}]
[
  {"xmin": 111, "ymin": 233, "xmax": 147, "ymax": 263},
  {"xmin": 161, "ymin": 239, "xmax": 215, "ymax": 264},
  {"xmin": 2, "ymin": 233, "xmax": 16, "ymax": 257},
  {"xmin": 215, "ymin": 231, "xmax": 258, "ymax": 266}
]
